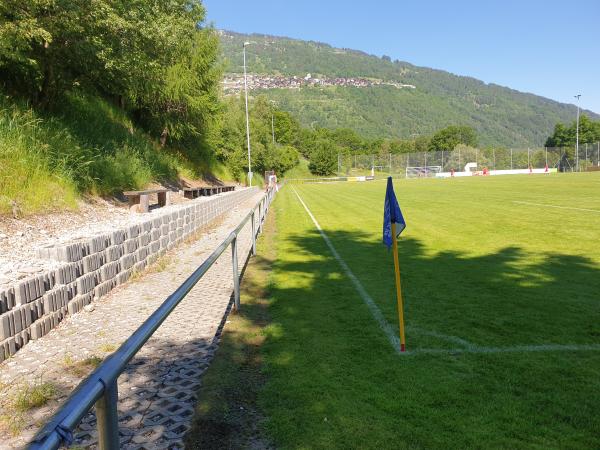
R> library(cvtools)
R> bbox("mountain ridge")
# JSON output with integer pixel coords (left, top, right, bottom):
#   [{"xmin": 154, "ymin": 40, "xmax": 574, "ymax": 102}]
[{"xmin": 218, "ymin": 30, "xmax": 598, "ymax": 147}]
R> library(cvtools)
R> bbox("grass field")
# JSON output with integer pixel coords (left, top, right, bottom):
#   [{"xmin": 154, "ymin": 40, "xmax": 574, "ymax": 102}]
[
  {"xmin": 191, "ymin": 173, "xmax": 600, "ymax": 449},
  {"xmin": 257, "ymin": 173, "xmax": 600, "ymax": 449}
]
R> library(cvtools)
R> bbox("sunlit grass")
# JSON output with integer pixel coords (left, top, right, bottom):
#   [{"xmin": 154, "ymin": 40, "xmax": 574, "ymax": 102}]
[{"xmin": 258, "ymin": 174, "xmax": 600, "ymax": 448}]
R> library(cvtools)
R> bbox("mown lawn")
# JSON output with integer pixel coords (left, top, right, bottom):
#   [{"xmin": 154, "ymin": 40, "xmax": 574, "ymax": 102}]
[{"xmin": 192, "ymin": 173, "xmax": 600, "ymax": 449}]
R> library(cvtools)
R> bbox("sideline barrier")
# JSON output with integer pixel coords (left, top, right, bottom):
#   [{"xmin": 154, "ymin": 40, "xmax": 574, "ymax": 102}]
[
  {"xmin": 288, "ymin": 176, "xmax": 375, "ymax": 184},
  {"xmin": 435, "ymin": 168, "xmax": 558, "ymax": 178},
  {"xmin": 29, "ymin": 187, "xmax": 277, "ymax": 450}
]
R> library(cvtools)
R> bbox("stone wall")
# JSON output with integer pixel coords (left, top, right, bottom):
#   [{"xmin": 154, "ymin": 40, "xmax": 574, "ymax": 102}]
[{"xmin": 0, "ymin": 188, "xmax": 258, "ymax": 361}]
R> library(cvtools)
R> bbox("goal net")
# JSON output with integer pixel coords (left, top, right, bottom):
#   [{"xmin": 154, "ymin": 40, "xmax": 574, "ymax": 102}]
[{"xmin": 405, "ymin": 166, "xmax": 442, "ymax": 178}]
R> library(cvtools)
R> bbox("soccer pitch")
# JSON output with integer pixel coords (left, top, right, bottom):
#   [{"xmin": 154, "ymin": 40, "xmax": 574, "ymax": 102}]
[{"xmin": 260, "ymin": 173, "xmax": 600, "ymax": 448}]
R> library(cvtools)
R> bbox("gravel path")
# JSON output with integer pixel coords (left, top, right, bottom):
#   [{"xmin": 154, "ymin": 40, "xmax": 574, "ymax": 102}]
[
  {"xmin": 0, "ymin": 191, "xmax": 266, "ymax": 449},
  {"xmin": 0, "ymin": 190, "xmax": 239, "ymax": 287}
]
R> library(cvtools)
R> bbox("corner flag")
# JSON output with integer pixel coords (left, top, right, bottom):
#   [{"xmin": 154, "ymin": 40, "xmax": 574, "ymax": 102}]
[
  {"xmin": 383, "ymin": 177, "xmax": 406, "ymax": 248},
  {"xmin": 382, "ymin": 177, "xmax": 408, "ymax": 352}
]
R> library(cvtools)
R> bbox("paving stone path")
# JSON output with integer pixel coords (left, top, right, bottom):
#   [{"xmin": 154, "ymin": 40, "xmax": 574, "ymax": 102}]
[{"xmin": 0, "ymin": 191, "xmax": 266, "ymax": 449}]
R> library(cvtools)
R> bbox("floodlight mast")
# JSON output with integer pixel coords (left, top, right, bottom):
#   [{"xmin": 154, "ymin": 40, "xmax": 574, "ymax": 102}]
[
  {"xmin": 243, "ymin": 42, "xmax": 252, "ymax": 186},
  {"xmin": 575, "ymin": 94, "xmax": 581, "ymax": 172}
]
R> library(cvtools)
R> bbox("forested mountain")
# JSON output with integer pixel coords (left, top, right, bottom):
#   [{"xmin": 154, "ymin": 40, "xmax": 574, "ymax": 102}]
[{"xmin": 219, "ymin": 31, "xmax": 599, "ymax": 147}]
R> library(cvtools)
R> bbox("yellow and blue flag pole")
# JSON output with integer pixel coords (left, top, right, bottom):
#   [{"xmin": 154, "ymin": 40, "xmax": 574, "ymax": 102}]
[{"xmin": 383, "ymin": 177, "xmax": 407, "ymax": 352}]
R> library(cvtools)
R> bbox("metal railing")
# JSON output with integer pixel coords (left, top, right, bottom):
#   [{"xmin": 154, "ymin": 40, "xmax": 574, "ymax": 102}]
[{"xmin": 29, "ymin": 187, "xmax": 276, "ymax": 450}]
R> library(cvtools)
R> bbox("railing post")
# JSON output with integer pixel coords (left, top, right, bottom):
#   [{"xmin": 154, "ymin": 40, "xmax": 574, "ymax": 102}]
[
  {"xmin": 96, "ymin": 380, "xmax": 119, "ymax": 450},
  {"xmin": 258, "ymin": 201, "xmax": 263, "ymax": 234},
  {"xmin": 231, "ymin": 236, "xmax": 240, "ymax": 310},
  {"xmin": 251, "ymin": 211, "xmax": 256, "ymax": 256}
]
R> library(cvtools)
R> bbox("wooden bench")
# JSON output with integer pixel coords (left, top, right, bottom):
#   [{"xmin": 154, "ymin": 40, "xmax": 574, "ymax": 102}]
[
  {"xmin": 123, "ymin": 189, "xmax": 170, "ymax": 213},
  {"xmin": 181, "ymin": 185, "xmax": 235, "ymax": 199}
]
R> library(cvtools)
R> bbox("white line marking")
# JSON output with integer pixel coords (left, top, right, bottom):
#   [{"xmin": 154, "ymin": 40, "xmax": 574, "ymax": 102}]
[
  {"xmin": 407, "ymin": 326, "xmax": 476, "ymax": 349},
  {"xmin": 513, "ymin": 201, "xmax": 600, "ymax": 213},
  {"xmin": 291, "ymin": 187, "xmax": 600, "ymax": 357},
  {"xmin": 406, "ymin": 343, "xmax": 600, "ymax": 356},
  {"xmin": 291, "ymin": 186, "xmax": 402, "ymax": 353}
]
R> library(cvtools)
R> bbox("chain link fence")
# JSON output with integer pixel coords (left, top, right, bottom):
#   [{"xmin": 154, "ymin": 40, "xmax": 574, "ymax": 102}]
[{"xmin": 338, "ymin": 142, "xmax": 600, "ymax": 176}]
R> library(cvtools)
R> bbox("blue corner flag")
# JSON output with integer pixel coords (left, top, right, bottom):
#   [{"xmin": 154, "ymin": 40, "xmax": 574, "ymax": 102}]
[{"xmin": 383, "ymin": 177, "xmax": 406, "ymax": 248}]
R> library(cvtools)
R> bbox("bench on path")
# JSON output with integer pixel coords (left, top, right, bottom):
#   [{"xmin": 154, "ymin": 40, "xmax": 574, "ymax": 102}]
[
  {"xmin": 182, "ymin": 185, "xmax": 235, "ymax": 199},
  {"xmin": 123, "ymin": 188, "xmax": 171, "ymax": 213}
]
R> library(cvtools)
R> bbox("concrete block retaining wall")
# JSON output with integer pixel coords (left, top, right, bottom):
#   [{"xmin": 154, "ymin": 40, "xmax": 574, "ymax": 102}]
[{"xmin": 0, "ymin": 187, "xmax": 258, "ymax": 362}]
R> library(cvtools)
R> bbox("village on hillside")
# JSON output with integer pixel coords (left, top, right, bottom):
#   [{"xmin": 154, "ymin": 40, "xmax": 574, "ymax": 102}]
[{"xmin": 222, "ymin": 72, "xmax": 416, "ymax": 94}]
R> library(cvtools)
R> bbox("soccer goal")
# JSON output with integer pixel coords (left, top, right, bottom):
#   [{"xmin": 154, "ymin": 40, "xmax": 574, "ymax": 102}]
[{"xmin": 405, "ymin": 166, "xmax": 442, "ymax": 178}]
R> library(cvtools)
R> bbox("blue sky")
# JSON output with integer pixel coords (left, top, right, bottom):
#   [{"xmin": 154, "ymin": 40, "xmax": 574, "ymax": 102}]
[{"xmin": 203, "ymin": 0, "xmax": 600, "ymax": 114}]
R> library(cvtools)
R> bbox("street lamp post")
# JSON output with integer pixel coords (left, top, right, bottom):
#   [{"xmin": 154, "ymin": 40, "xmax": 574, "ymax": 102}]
[
  {"xmin": 271, "ymin": 114, "xmax": 275, "ymax": 144},
  {"xmin": 243, "ymin": 42, "xmax": 252, "ymax": 186},
  {"xmin": 575, "ymin": 94, "xmax": 581, "ymax": 172}
]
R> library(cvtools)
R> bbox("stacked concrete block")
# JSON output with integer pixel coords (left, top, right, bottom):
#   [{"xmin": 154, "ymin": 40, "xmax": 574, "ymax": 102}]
[
  {"xmin": 42, "ymin": 285, "xmax": 69, "ymax": 313},
  {"xmin": 0, "ymin": 288, "xmax": 14, "ymax": 313},
  {"xmin": 126, "ymin": 224, "xmax": 141, "ymax": 240},
  {"xmin": 132, "ymin": 259, "xmax": 147, "ymax": 274},
  {"xmin": 1, "ymin": 187, "xmax": 259, "ymax": 360},
  {"xmin": 88, "ymin": 235, "xmax": 109, "ymax": 254},
  {"xmin": 14, "ymin": 274, "xmax": 46, "ymax": 306},
  {"xmin": 116, "ymin": 269, "xmax": 132, "ymax": 286},
  {"xmin": 136, "ymin": 246, "xmax": 149, "ymax": 263},
  {"xmin": 110, "ymin": 230, "xmax": 127, "ymax": 246},
  {"xmin": 77, "ymin": 272, "xmax": 97, "ymax": 296},
  {"xmin": 56, "ymin": 241, "xmax": 88, "ymax": 262},
  {"xmin": 100, "ymin": 261, "xmax": 120, "ymax": 283},
  {"xmin": 139, "ymin": 233, "xmax": 151, "ymax": 247},
  {"xmin": 124, "ymin": 238, "xmax": 139, "ymax": 254},
  {"xmin": 141, "ymin": 220, "xmax": 153, "ymax": 234},
  {"xmin": 94, "ymin": 279, "xmax": 116, "ymax": 299},
  {"xmin": 119, "ymin": 253, "xmax": 136, "ymax": 271},
  {"xmin": 151, "ymin": 229, "xmax": 161, "ymax": 242},
  {"xmin": 54, "ymin": 262, "xmax": 81, "ymax": 284},
  {"xmin": 64, "ymin": 295, "xmax": 86, "ymax": 316},
  {"xmin": 82, "ymin": 253, "xmax": 104, "ymax": 273},
  {"xmin": 104, "ymin": 245, "xmax": 123, "ymax": 263}
]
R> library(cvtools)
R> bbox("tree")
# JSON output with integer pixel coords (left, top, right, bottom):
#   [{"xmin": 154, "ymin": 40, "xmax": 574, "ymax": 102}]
[
  {"xmin": 428, "ymin": 125, "xmax": 477, "ymax": 152},
  {"xmin": 308, "ymin": 140, "xmax": 338, "ymax": 175},
  {"xmin": 545, "ymin": 115, "xmax": 600, "ymax": 147}
]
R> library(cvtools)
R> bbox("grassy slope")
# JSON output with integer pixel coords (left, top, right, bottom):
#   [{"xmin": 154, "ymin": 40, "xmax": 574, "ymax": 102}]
[
  {"xmin": 0, "ymin": 92, "xmax": 232, "ymax": 216},
  {"xmin": 258, "ymin": 174, "xmax": 600, "ymax": 448},
  {"xmin": 282, "ymin": 157, "xmax": 312, "ymax": 179},
  {"xmin": 220, "ymin": 31, "xmax": 599, "ymax": 147}
]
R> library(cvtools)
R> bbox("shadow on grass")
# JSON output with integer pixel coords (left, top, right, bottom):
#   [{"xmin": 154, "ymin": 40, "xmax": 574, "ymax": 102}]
[
  {"xmin": 248, "ymin": 228, "xmax": 600, "ymax": 448},
  {"xmin": 277, "ymin": 230, "xmax": 600, "ymax": 348}
]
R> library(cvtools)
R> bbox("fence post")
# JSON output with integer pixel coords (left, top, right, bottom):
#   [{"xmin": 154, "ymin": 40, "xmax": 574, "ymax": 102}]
[
  {"xmin": 493, "ymin": 149, "xmax": 496, "ymax": 171},
  {"xmin": 96, "ymin": 381, "xmax": 120, "ymax": 450},
  {"xmin": 545, "ymin": 147, "xmax": 548, "ymax": 166},
  {"xmin": 231, "ymin": 236, "xmax": 240, "ymax": 310},
  {"xmin": 251, "ymin": 211, "xmax": 256, "ymax": 256},
  {"xmin": 258, "ymin": 202, "xmax": 263, "ymax": 234},
  {"xmin": 585, "ymin": 143, "xmax": 588, "ymax": 169}
]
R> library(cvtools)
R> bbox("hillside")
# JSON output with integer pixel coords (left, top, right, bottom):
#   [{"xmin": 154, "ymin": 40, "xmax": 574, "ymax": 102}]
[
  {"xmin": 0, "ymin": 92, "xmax": 232, "ymax": 216},
  {"xmin": 219, "ymin": 31, "xmax": 599, "ymax": 147}
]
